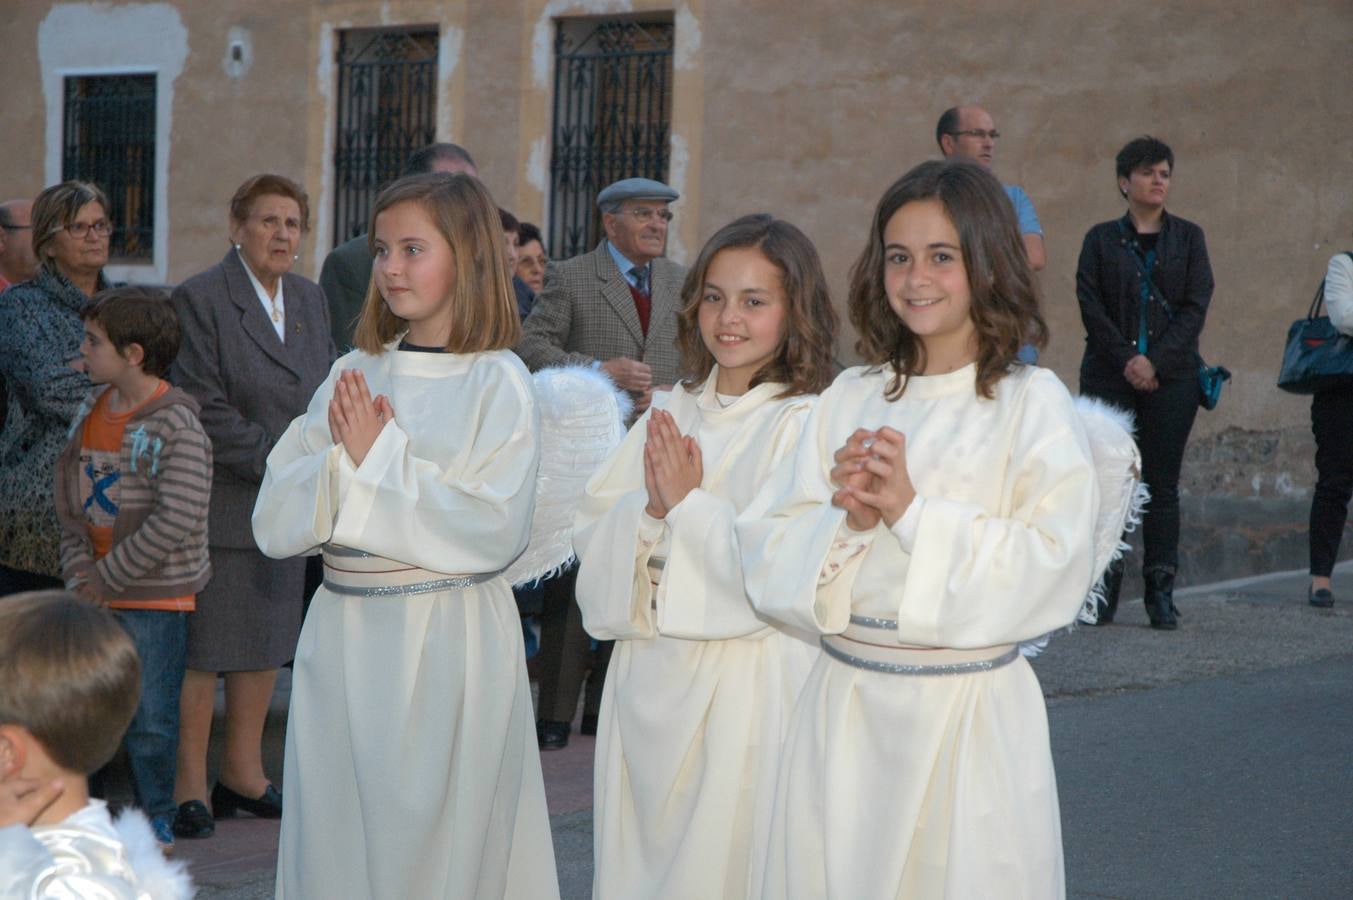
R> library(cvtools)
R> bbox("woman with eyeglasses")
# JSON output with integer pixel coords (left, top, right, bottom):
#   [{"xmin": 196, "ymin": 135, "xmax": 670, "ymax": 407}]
[
  {"xmin": 1076, "ymin": 136, "xmax": 1214, "ymax": 629},
  {"xmin": 168, "ymin": 174, "xmax": 335, "ymax": 842},
  {"xmin": 0, "ymin": 180, "xmax": 113, "ymax": 595}
]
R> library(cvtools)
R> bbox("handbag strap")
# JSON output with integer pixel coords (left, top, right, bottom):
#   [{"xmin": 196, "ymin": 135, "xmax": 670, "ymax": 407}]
[
  {"xmin": 1116, "ymin": 219, "xmax": 1173, "ymax": 318},
  {"xmin": 1309, "ymin": 251, "xmax": 1353, "ymax": 321}
]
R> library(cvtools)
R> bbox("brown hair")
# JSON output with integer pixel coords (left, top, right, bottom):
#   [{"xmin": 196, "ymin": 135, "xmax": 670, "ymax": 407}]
[
  {"xmin": 228, "ymin": 174, "xmax": 310, "ymax": 232},
  {"xmin": 32, "ymin": 180, "xmax": 110, "ymax": 276},
  {"xmin": 677, "ymin": 214, "xmax": 838, "ymax": 398},
  {"xmin": 353, "ymin": 173, "xmax": 520, "ymax": 354},
  {"xmin": 0, "ymin": 591, "xmax": 140, "ymax": 775},
  {"xmin": 82, "ymin": 286, "xmax": 181, "ymax": 377},
  {"xmin": 848, "ymin": 159, "xmax": 1045, "ymax": 400}
]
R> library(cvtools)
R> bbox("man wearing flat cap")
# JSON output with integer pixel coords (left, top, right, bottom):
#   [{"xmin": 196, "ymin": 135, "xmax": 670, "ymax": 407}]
[
  {"xmin": 516, "ymin": 176, "xmax": 686, "ymax": 752},
  {"xmin": 517, "ymin": 177, "xmax": 685, "ymax": 419}
]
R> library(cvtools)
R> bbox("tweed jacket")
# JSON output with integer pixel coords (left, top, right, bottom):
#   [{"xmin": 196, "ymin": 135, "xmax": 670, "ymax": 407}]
[
  {"xmin": 55, "ymin": 384, "xmax": 213, "ymax": 602},
  {"xmin": 515, "ymin": 240, "xmax": 686, "ymax": 392},
  {"xmin": 170, "ymin": 249, "xmax": 334, "ymax": 550},
  {"xmin": 0, "ymin": 268, "xmax": 108, "ymax": 575},
  {"xmin": 318, "ymin": 232, "xmax": 372, "ymax": 353}
]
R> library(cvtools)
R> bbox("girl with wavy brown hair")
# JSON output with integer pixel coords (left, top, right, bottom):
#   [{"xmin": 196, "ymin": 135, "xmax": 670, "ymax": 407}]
[
  {"xmin": 738, "ymin": 160, "xmax": 1099, "ymax": 898},
  {"xmin": 573, "ymin": 213, "xmax": 837, "ymax": 899}
]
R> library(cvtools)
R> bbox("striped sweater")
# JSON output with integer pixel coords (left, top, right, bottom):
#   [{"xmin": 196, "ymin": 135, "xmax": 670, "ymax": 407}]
[{"xmin": 54, "ymin": 384, "xmax": 213, "ymax": 604}]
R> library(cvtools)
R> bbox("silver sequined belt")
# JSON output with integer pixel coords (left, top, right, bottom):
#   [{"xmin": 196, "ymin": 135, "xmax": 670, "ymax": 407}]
[
  {"xmin": 320, "ymin": 544, "xmax": 500, "ymax": 597},
  {"xmin": 820, "ymin": 613, "xmax": 1019, "ymax": 676}
]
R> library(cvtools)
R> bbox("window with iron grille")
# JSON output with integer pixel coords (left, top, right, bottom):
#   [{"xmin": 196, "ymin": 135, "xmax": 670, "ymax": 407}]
[
  {"xmin": 550, "ymin": 18, "xmax": 675, "ymax": 260},
  {"xmin": 62, "ymin": 74, "xmax": 156, "ymax": 261},
  {"xmin": 333, "ymin": 28, "xmax": 438, "ymax": 246}
]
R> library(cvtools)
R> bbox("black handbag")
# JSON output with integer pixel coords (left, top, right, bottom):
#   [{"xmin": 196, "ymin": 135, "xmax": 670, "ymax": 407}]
[
  {"xmin": 1277, "ymin": 252, "xmax": 1353, "ymax": 395},
  {"xmin": 1117, "ymin": 223, "xmax": 1229, "ymax": 409}
]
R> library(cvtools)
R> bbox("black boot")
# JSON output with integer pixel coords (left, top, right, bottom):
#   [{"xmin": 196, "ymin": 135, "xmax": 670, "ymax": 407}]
[
  {"xmin": 1092, "ymin": 558, "xmax": 1124, "ymax": 625},
  {"xmin": 1144, "ymin": 567, "xmax": 1178, "ymax": 630}
]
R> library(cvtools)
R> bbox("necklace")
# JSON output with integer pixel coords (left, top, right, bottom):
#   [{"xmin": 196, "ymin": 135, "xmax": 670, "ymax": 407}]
[{"xmin": 715, "ymin": 392, "xmax": 738, "ymax": 409}]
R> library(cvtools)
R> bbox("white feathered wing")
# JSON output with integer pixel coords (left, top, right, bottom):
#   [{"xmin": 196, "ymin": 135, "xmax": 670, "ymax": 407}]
[
  {"xmin": 502, "ymin": 366, "xmax": 631, "ymax": 587},
  {"xmin": 1020, "ymin": 395, "xmax": 1147, "ymax": 655}
]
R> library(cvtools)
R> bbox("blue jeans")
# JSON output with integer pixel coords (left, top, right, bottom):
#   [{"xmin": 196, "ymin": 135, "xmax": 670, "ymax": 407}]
[{"xmin": 114, "ymin": 609, "xmax": 188, "ymax": 820}]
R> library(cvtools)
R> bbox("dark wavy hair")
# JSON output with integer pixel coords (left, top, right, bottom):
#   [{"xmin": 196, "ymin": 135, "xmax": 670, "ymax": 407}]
[
  {"xmin": 677, "ymin": 214, "xmax": 838, "ymax": 398},
  {"xmin": 848, "ymin": 159, "xmax": 1045, "ymax": 400}
]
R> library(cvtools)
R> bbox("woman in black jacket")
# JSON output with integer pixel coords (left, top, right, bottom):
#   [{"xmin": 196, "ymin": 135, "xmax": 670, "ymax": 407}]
[{"xmin": 1076, "ymin": 136, "xmax": 1214, "ymax": 629}]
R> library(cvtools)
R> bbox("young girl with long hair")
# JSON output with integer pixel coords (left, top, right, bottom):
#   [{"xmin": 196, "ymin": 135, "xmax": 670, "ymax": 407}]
[
  {"xmin": 738, "ymin": 160, "xmax": 1099, "ymax": 898},
  {"xmin": 572, "ymin": 214, "xmax": 838, "ymax": 899},
  {"xmin": 251, "ymin": 173, "xmax": 559, "ymax": 899}
]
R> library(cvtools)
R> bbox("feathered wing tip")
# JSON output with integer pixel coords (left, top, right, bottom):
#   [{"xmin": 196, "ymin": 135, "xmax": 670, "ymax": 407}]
[
  {"xmin": 502, "ymin": 365, "xmax": 630, "ymax": 587},
  {"xmin": 1022, "ymin": 396, "xmax": 1143, "ymax": 653},
  {"xmin": 112, "ymin": 809, "xmax": 194, "ymax": 899},
  {"xmin": 1075, "ymin": 480, "xmax": 1150, "ymax": 626}
]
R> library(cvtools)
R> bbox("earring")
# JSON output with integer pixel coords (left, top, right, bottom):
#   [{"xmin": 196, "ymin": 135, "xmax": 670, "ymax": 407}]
[
  {"xmin": 234, "ymin": 243, "xmax": 241, "ymax": 250},
  {"xmin": 293, "ymin": 254, "xmax": 299, "ymax": 261}
]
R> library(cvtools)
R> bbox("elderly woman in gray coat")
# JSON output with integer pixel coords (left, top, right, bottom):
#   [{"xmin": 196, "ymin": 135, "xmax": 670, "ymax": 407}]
[{"xmin": 169, "ymin": 174, "xmax": 334, "ymax": 840}]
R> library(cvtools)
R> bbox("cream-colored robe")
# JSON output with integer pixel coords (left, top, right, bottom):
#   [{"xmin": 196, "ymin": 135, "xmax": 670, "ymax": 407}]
[
  {"xmin": 573, "ymin": 374, "xmax": 820, "ymax": 900},
  {"xmin": 738, "ymin": 364, "xmax": 1098, "ymax": 900},
  {"xmin": 252, "ymin": 345, "xmax": 559, "ymax": 900}
]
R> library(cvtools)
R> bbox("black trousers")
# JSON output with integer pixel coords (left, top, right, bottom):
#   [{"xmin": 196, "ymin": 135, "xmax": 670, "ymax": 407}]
[
  {"xmin": 1309, "ymin": 388, "xmax": 1353, "ymax": 577},
  {"xmin": 1080, "ymin": 368, "xmax": 1199, "ymax": 574},
  {"xmin": 534, "ymin": 562, "xmax": 612, "ymax": 724}
]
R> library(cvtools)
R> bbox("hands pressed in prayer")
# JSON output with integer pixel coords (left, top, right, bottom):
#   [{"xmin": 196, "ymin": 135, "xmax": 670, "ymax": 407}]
[
  {"xmin": 328, "ymin": 369, "xmax": 394, "ymax": 468},
  {"xmin": 830, "ymin": 427, "xmax": 917, "ymax": 530},
  {"xmin": 643, "ymin": 409, "xmax": 702, "ymax": 519}
]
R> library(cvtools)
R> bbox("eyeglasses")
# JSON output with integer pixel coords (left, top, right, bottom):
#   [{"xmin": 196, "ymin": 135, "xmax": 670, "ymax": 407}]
[
  {"xmin": 0, "ymin": 223, "xmax": 31, "ymax": 231},
  {"xmin": 948, "ymin": 129, "xmax": 1001, "ymax": 140},
  {"xmin": 623, "ymin": 207, "xmax": 674, "ymax": 224},
  {"xmin": 64, "ymin": 220, "xmax": 112, "ymax": 239}
]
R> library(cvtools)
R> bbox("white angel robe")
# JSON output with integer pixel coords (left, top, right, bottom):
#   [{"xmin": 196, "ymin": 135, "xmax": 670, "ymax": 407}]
[
  {"xmin": 738, "ymin": 364, "xmax": 1098, "ymax": 900},
  {"xmin": 573, "ymin": 373, "xmax": 821, "ymax": 900},
  {"xmin": 252, "ymin": 345, "xmax": 560, "ymax": 900}
]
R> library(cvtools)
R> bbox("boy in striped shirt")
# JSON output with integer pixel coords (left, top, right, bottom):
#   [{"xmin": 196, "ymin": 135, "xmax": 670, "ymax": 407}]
[{"xmin": 55, "ymin": 286, "xmax": 213, "ymax": 850}]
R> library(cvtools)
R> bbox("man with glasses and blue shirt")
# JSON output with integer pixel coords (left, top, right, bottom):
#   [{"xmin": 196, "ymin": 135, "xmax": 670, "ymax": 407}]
[
  {"xmin": 516, "ymin": 176, "xmax": 686, "ymax": 752},
  {"xmin": 938, "ymin": 105, "xmax": 1046, "ymax": 362}
]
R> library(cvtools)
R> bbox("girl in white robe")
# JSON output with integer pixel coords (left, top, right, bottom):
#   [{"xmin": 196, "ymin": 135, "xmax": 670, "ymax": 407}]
[
  {"xmin": 572, "ymin": 214, "xmax": 839, "ymax": 899},
  {"xmin": 251, "ymin": 173, "xmax": 559, "ymax": 900},
  {"xmin": 738, "ymin": 161, "xmax": 1099, "ymax": 899}
]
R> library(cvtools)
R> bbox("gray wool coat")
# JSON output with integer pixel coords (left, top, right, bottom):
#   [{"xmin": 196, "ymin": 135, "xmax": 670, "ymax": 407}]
[
  {"xmin": 515, "ymin": 240, "xmax": 687, "ymax": 395},
  {"xmin": 170, "ymin": 249, "xmax": 335, "ymax": 550}
]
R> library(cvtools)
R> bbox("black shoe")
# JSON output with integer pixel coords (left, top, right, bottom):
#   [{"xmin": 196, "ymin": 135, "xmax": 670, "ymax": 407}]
[
  {"xmin": 536, "ymin": 719, "xmax": 570, "ymax": 751},
  {"xmin": 1309, "ymin": 586, "xmax": 1335, "ymax": 608},
  {"xmin": 211, "ymin": 782, "xmax": 283, "ymax": 819},
  {"xmin": 172, "ymin": 800, "xmax": 215, "ymax": 839},
  {"xmin": 1145, "ymin": 568, "xmax": 1179, "ymax": 630},
  {"xmin": 580, "ymin": 714, "xmax": 599, "ymax": 736}
]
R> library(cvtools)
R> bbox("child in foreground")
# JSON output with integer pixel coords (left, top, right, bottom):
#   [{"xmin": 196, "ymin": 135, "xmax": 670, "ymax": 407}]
[
  {"xmin": 572, "ymin": 214, "xmax": 838, "ymax": 899},
  {"xmin": 54, "ymin": 286, "xmax": 213, "ymax": 850},
  {"xmin": 251, "ymin": 172, "xmax": 558, "ymax": 899},
  {"xmin": 737, "ymin": 160, "xmax": 1099, "ymax": 898},
  {"xmin": 0, "ymin": 590, "xmax": 193, "ymax": 898}
]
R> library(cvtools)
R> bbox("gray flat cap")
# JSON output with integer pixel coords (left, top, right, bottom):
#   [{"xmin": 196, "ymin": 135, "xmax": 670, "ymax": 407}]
[{"xmin": 597, "ymin": 177, "xmax": 679, "ymax": 207}]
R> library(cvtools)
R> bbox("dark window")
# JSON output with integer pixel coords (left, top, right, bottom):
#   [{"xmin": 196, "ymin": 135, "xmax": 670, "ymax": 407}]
[
  {"xmin": 333, "ymin": 28, "xmax": 438, "ymax": 246},
  {"xmin": 550, "ymin": 18, "xmax": 675, "ymax": 260},
  {"xmin": 62, "ymin": 74, "xmax": 156, "ymax": 261}
]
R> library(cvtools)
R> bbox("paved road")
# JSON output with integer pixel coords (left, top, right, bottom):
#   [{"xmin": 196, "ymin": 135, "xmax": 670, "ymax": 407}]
[{"xmin": 182, "ymin": 564, "xmax": 1353, "ymax": 898}]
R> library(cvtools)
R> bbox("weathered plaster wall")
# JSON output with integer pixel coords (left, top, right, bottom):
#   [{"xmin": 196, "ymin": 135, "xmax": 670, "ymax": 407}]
[{"xmin": 2, "ymin": 0, "xmax": 1350, "ymax": 582}]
